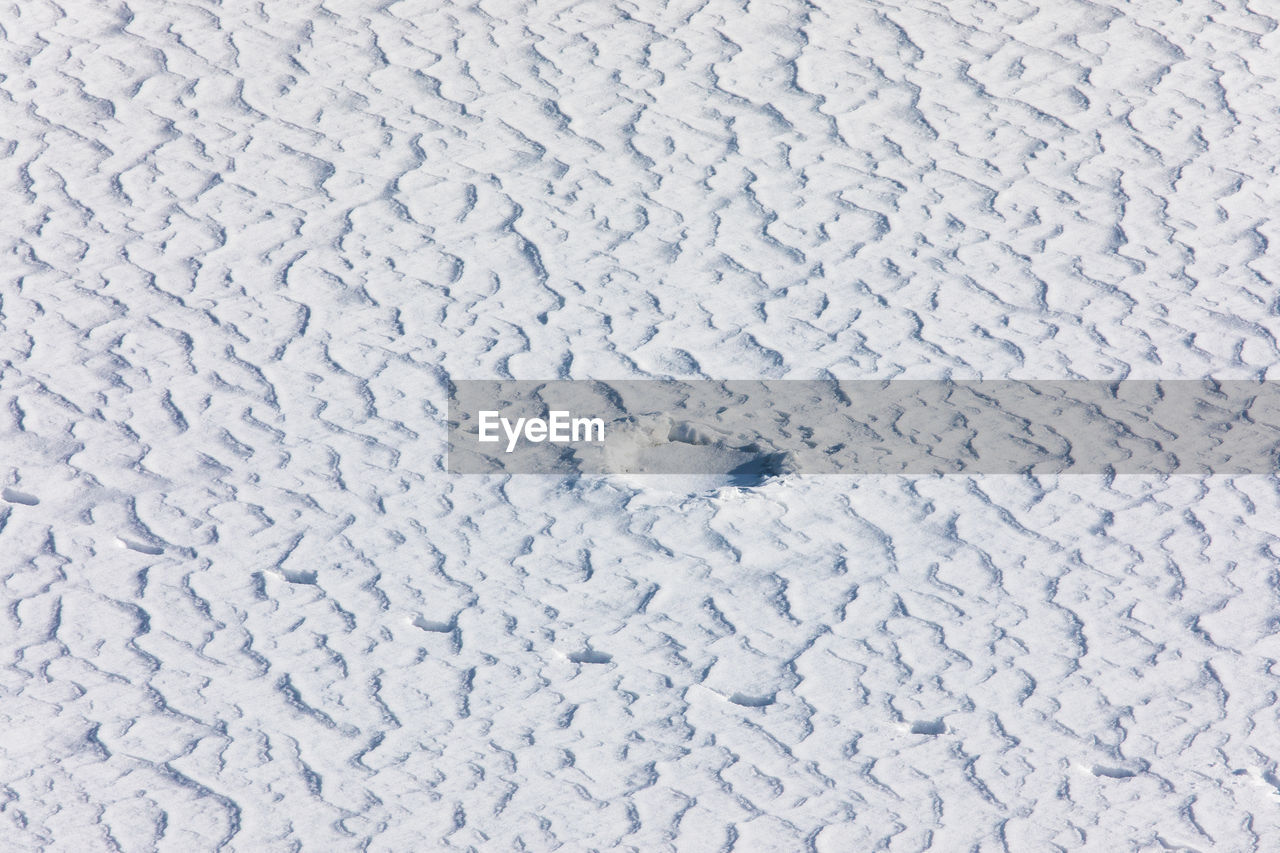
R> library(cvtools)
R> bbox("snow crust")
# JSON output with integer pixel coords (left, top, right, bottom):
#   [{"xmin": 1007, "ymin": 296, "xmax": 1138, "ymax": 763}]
[{"xmin": 3, "ymin": 0, "xmax": 1280, "ymax": 849}]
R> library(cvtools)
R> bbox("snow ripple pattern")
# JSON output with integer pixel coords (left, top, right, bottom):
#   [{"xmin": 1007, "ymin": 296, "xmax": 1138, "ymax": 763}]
[{"xmin": 2, "ymin": 0, "xmax": 1280, "ymax": 849}]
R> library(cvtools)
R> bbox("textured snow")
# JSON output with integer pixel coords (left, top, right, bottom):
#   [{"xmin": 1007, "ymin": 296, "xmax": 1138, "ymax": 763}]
[{"xmin": 3, "ymin": 0, "xmax": 1280, "ymax": 850}]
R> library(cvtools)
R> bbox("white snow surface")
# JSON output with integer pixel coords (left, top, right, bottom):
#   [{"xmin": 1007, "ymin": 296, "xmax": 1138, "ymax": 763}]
[{"xmin": 3, "ymin": 0, "xmax": 1280, "ymax": 850}]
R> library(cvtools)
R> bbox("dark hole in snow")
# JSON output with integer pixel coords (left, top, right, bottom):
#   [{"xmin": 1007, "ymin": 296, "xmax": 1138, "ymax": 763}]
[
  {"xmin": 1091, "ymin": 765, "xmax": 1138, "ymax": 779},
  {"xmin": 568, "ymin": 650, "xmax": 612, "ymax": 664},
  {"xmin": 723, "ymin": 452, "xmax": 791, "ymax": 487},
  {"xmin": 2, "ymin": 488, "xmax": 39, "ymax": 506},
  {"xmin": 910, "ymin": 719, "xmax": 946, "ymax": 735},
  {"xmin": 279, "ymin": 568, "xmax": 317, "ymax": 584},
  {"xmin": 413, "ymin": 616, "xmax": 455, "ymax": 633},
  {"xmin": 728, "ymin": 692, "xmax": 775, "ymax": 708}
]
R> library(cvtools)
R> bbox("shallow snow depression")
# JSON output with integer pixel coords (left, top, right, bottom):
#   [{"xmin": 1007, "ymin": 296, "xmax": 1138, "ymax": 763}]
[
  {"xmin": 4, "ymin": 0, "xmax": 1280, "ymax": 850},
  {"xmin": 603, "ymin": 416, "xmax": 794, "ymax": 490}
]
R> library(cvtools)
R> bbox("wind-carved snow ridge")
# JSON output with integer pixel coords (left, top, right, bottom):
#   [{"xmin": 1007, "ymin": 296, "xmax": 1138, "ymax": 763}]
[{"xmin": 2, "ymin": 0, "xmax": 1280, "ymax": 849}]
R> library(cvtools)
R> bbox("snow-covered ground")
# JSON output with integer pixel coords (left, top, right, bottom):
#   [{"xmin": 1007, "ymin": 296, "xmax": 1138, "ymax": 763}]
[{"xmin": 3, "ymin": 0, "xmax": 1280, "ymax": 849}]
